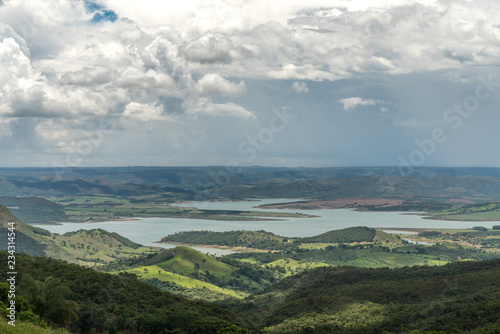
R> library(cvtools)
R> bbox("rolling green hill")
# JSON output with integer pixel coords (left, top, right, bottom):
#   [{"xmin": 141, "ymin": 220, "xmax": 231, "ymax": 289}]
[
  {"xmin": 239, "ymin": 259, "xmax": 500, "ymax": 333},
  {"xmin": 0, "ymin": 205, "xmax": 158, "ymax": 265},
  {"xmin": 300, "ymin": 226, "xmax": 376, "ymax": 243},
  {"xmin": 160, "ymin": 230, "xmax": 289, "ymax": 250},
  {"xmin": 0, "ymin": 252, "xmax": 255, "ymax": 334},
  {"xmin": 144, "ymin": 246, "xmax": 236, "ymax": 275},
  {"xmin": 124, "ymin": 265, "xmax": 248, "ymax": 301},
  {"xmin": 159, "ymin": 227, "xmax": 403, "ymax": 252},
  {"xmin": 116, "ymin": 246, "xmax": 276, "ymax": 294},
  {"xmin": 0, "ymin": 205, "xmax": 53, "ymax": 256}
]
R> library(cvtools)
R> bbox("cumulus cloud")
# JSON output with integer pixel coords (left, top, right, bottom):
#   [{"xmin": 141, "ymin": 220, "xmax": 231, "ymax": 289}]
[
  {"xmin": 179, "ymin": 32, "xmax": 252, "ymax": 64},
  {"xmin": 2, "ymin": 0, "xmax": 500, "ymax": 166},
  {"xmin": 63, "ymin": 66, "xmax": 116, "ymax": 86},
  {"xmin": 2, "ymin": 0, "xmax": 500, "ymax": 122},
  {"xmin": 195, "ymin": 73, "xmax": 245, "ymax": 96},
  {"xmin": 0, "ymin": 36, "xmax": 33, "ymax": 87},
  {"xmin": 339, "ymin": 97, "xmax": 377, "ymax": 110},
  {"xmin": 123, "ymin": 102, "xmax": 164, "ymax": 121},
  {"xmin": 269, "ymin": 64, "xmax": 337, "ymax": 81}
]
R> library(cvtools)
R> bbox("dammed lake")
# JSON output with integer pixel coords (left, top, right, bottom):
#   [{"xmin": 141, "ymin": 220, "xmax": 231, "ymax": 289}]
[{"xmin": 40, "ymin": 199, "xmax": 500, "ymax": 255}]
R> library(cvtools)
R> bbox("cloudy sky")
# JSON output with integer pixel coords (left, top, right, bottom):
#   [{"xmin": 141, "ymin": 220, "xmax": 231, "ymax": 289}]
[{"xmin": 1, "ymin": 0, "xmax": 500, "ymax": 168}]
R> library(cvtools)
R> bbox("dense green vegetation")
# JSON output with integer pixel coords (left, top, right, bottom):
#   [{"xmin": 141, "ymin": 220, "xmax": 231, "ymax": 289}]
[
  {"xmin": 3, "ymin": 250, "xmax": 500, "ymax": 334},
  {"xmin": 1, "ymin": 252, "xmax": 255, "ymax": 334},
  {"xmin": 227, "ymin": 241, "xmax": 495, "ymax": 273},
  {"xmin": 4, "ymin": 252, "xmax": 500, "ymax": 333},
  {"xmin": 2, "ymin": 194, "xmax": 500, "ymax": 333},
  {"xmin": 104, "ymin": 247, "xmax": 276, "ymax": 294},
  {"xmin": 161, "ymin": 227, "xmax": 387, "ymax": 251},
  {"xmin": 161, "ymin": 230, "xmax": 291, "ymax": 250},
  {"xmin": 4, "ymin": 165, "xmax": 500, "ymax": 333},
  {"xmin": 300, "ymin": 226, "xmax": 376, "ymax": 243},
  {"xmin": 159, "ymin": 227, "xmax": 499, "ymax": 277},
  {"xmin": 19, "ymin": 275, "xmax": 78, "ymax": 327},
  {"xmin": 237, "ymin": 259, "xmax": 500, "ymax": 333}
]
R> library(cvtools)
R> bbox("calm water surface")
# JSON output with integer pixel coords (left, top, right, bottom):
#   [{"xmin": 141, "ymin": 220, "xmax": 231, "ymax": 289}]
[{"xmin": 41, "ymin": 199, "xmax": 499, "ymax": 255}]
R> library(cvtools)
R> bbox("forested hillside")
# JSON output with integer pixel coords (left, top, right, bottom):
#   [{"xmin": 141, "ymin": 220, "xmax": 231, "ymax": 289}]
[
  {"xmin": 239, "ymin": 259, "xmax": 500, "ymax": 333},
  {"xmin": 3, "ymin": 252, "xmax": 499, "ymax": 333},
  {"xmin": 0, "ymin": 205, "xmax": 158, "ymax": 265},
  {"xmin": 105, "ymin": 246, "xmax": 276, "ymax": 295},
  {"xmin": 0, "ymin": 252, "xmax": 255, "ymax": 334}
]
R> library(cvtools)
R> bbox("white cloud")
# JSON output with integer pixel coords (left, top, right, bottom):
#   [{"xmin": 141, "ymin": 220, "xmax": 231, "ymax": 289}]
[
  {"xmin": 123, "ymin": 102, "xmax": 164, "ymax": 121},
  {"xmin": 0, "ymin": 37, "xmax": 34, "ymax": 87},
  {"xmin": 187, "ymin": 97, "xmax": 255, "ymax": 119},
  {"xmin": 195, "ymin": 73, "xmax": 245, "ymax": 96},
  {"xmin": 393, "ymin": 118, "xmax": 429, "ymax": 129},
  {"xmin": 269, "ymin": 64, "xmax": 337, "ymax": 81},
  {"xmin": 2, "ymin": 0, "xmax": 500, "ymax": 121},
  {"xmin": 2, "ymin": 0, "xmax": 500, "ymax": 167},
  {"xmin": 63, "ymin": 66, "xmax": 116, "ymax": 86},
  {"xmin": 339, "ymin": 97, "xmax": 377, "ymax": 110},
  {"xmin": 291, "ymin": 81, "xmax": 309, "ymax": 94},
  {"xmin": 179, "ymin": 32, "xmax": 252, "ymax": 64}
]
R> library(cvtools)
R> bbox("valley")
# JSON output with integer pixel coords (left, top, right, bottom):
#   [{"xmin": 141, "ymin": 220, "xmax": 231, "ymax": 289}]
[{"xmin": 2, "ymin": 166, "xmax": 500, "ymax": 333}]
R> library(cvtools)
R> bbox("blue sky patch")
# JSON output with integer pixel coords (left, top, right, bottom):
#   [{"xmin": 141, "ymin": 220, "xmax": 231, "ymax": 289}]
[{"xmin": 85, "ymin": 1, "xmax": 118, "ymax": 23}]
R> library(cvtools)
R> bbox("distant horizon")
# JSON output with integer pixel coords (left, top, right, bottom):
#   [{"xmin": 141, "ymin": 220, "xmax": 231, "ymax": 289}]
[{"xmin": 3, "ymin": 165, "xmax": 500, "ymax": 169}]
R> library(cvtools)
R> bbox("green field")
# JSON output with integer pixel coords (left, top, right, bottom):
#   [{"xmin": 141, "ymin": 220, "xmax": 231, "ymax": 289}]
[
  {"xmin": 264, "ymin": 258, "xmax": 330, "ymax": 276},
  {"xmin": 429, "ymin": 202, "xmax": 500, "ymax": 220},
  {"xmin": 0, "ymin": 319, "xmax": 69, "ymax": 334},
  {"xmin": 117, "ymin": 265, "xmax": 248, "ymax": 301},
  {"xmin": 103, "ymin": 246, "xmax": 276, "ymax": 297}
]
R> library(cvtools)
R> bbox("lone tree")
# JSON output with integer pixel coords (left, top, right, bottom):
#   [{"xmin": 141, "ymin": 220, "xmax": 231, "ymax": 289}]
[{"xmin": 20, "ymin": 274, "xmax": 78, "ymax": 327}]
